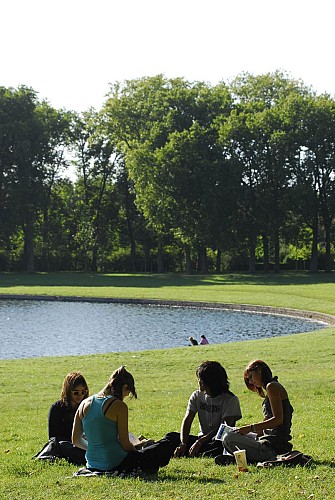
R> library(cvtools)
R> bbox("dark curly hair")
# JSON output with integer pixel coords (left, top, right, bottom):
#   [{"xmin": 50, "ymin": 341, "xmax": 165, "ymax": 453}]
[{"xmin": 196, "ymin": 361, "xmax": 230, "ymax": 397}]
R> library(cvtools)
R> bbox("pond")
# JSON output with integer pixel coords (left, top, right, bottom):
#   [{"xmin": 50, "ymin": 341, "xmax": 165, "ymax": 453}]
[{"xmin": 0, "ymin": 299, "xmax": 328, "ymax": 359}]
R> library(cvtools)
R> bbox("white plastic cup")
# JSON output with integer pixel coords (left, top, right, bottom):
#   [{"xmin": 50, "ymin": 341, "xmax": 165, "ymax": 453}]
[{"xmin": 233, "ymin": 449, "xmax": 248, "ymax": 472}]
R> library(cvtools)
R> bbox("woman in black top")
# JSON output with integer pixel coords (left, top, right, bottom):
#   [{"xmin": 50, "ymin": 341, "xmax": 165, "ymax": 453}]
[
  {"xmin": 219, "ymin": 360, "xmax": 293, "ymax": 464},
  {"xmin": 48, "ymin": 371, "xmax": 89, "ymax": 464}
]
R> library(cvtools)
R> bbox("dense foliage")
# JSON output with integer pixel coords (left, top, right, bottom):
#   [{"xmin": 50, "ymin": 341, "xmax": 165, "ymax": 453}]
[{"xmin": 1, "ymin": 72, "xmax": 335, "ymax": 273}]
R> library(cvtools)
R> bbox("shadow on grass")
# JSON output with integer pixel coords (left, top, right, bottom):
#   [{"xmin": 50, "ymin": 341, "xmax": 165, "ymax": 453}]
[
  {"xmin": 0, "ymin": 271, "xmax": 335, "ymax": 289},
  {"xmin": 310, "ymin": 459, "xmax": 335, "ymax": 468},
  {"xmin": 158, "ymin": 473, "xmax": 226, "ymax": 484}
]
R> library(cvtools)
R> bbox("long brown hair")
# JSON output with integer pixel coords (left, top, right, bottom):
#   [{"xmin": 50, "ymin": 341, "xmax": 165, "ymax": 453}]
[
  {"xmin": 99, "ymin": 366, "xmax": 137, "ymax": 400},
  {"xmin": 244, "ymin": 360, "xmax": 274, "ymax": 398},
  {"xmin": 61, "ymin": 371, "xmax": 89, "ymax": 405}
]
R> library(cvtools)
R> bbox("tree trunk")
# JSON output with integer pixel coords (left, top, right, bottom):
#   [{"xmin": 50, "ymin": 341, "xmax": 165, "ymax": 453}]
[
  {"xmin": 40, "ymin": 208, "xmax": 49, "ymax": 272},
  {"xmin": 130, "ymin": 239, "xmax": 136, "ymax": 272},
  {"xmin": 198, "ymin": 246, "xmax": 208, "ymax": 274},
  {"xmin": 23, "ymin": 216, "xmax": 35, "ymax": 273},
  {"xmin": 324, "ymin": 220, "xmax": 332, "ymax": 273},
  {"xmin": 185, "ymin": 245, "xmax": 192, "ymax": 274},
  {"xmin": 144, "ymin": 241, "xmax": 150, "ymax": 272},
  {"xmin": 274, "ymin": 230, "xmax": 280, "ymax": 273},
  {"xmin": 91, "ymin": 246, "xmax": 98, "ymax": 272},
  {"xmin": 157, "ymin": 238, "xmax": 164, "ymax": 273},
  {"xmin": 310, "ymin": 219, "xmax": 318, "ymax": 273},
  {"xmin": 262, "ymin": 233, "xmax": 269, "ymax": 273},
  {"xmin": 248, "ymin": 237, "xmax": 256, "ymax": 273},
  {"xmin": 124, "ymin": 183, "xmax": 136, "ymax": 272},
  {"xmin": 216, "ymin": 248, "xmax": 221, "ymax": 273}
]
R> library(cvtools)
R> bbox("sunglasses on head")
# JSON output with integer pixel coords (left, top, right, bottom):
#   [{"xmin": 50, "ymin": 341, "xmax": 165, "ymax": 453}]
[{"xmin": 71, "ymin": 389, "xmax": 88, "ymax": 396}]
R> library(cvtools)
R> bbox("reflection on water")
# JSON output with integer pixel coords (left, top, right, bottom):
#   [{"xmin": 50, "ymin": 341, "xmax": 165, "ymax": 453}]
[{"xmin": 0, "ymin": 300, "xmax": 327, "ymax": 359}]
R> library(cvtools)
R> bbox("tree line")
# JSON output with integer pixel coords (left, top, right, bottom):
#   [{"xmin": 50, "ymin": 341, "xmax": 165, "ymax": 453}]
[{"xmin": 1, "ymin": 72, "xmax": 335, "ymax": 273}]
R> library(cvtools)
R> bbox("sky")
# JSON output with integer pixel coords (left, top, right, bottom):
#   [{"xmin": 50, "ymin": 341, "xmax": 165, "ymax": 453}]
[{"xmin": 2, "ymin": 0, "xmax": 335, "ymax": 112}]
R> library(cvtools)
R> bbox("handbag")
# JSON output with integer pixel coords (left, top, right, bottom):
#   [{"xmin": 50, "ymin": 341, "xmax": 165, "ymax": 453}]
[{"xmin": 257, "ymin": 450, "xmax": 312, "ymax": 467}]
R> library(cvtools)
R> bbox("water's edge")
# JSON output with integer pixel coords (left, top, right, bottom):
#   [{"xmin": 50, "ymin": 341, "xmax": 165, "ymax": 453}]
[{"xmin": 1, "ymin": 294, "xmax": 334, "ymax": 326}]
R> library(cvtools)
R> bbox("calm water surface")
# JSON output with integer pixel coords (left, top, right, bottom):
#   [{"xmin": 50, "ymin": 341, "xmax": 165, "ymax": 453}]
[{"xmin": 0, "ymin": 300, "xmax": 326, "ymax": 359}]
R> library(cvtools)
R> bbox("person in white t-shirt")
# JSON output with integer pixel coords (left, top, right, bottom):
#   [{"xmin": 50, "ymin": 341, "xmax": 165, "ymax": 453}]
[{"xmin": 173, "ymin": 361, "xmax": 242, "ymax": 458}]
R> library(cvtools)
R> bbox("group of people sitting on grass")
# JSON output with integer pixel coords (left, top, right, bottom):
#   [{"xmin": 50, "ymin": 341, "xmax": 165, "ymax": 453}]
[{"xmin": 42, "ymin": 358, "xmax": 294, "ymax": 475}]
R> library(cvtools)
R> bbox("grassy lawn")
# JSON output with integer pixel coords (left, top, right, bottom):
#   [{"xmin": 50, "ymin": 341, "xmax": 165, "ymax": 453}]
[
  {"xmin": 0, "ymin": 271, "xmax": 335, "ymax": 499},
  {"xmin": 1, "ymin": 271, "xmax": 335, "ymax": 314}
]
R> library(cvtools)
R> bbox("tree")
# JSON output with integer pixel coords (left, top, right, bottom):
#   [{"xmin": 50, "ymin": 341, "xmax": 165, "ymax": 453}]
[
  {"xmin": 0, "ymin": 86, "xmax": 72, "ymax": 271},
  {"xmin": 71, "ymin": 110, "xmax": 119, "ymax": 271},
  {"xmin": 36, "ymin": 178, "xmax": 76, "ymax": 271},
  {"xmin": 299, "ymin": 95, "xmax": 335, "ymax": 272},
  {"xmin": 218, "ymin": 72, "xmax": 308, "ymax": 272},
  {"xmin": 104, "ymin": 76, "xmax": 233, "ymax": 273}
]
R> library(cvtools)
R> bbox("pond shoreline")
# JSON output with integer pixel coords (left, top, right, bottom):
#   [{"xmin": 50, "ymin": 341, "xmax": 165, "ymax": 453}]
[{"xmin": 1, "ymin": 294, "xmax": 334, "ymax": 326}]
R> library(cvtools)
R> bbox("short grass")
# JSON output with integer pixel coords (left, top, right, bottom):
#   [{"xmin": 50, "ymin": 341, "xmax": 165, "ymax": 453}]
[
  {"xmin": 1, "ymin": 271, "xmax": 335, "ymax": 315},
  {"xmin": 0, "ymin": 271, "xmax": 335, "ymax": 499}
]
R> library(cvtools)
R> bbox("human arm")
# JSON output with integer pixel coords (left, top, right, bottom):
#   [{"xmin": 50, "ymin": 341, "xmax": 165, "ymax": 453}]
[
  {"xmin": 48, "ymin": 401, "xmax": 73, "ymax": 441},
  {"xmin": 174, "ymin": 410, "xmax": 195, "ymax": 457},
  {"xmin": 188, "ymin": 427, "xmax": 217, "ymax": 457},
  {"xmin": 178, "ymin": 413, "xmax": 224, "ymax": 458},
  {"xmin": 105, "ymin": 399, "xmax": 135, "ymax": 453},
  {"xmin": 188, "ymin": 414, "xmax": 240, "ymax": 457},
  {"xmin": 72, "ymin": 403, "xmax": 88, "ymax": 450},
  {"xmin": 48, "ymin": 403, "xmax": 63, "ymax": 439},
  {"xmin": 235, "ymin": 382, "xmax": 284, "ymax": 436},
  {"xmin": 221, "ymin": 393, "xmax": 242, "ymax": 429},
  {"xmin": 187, "ymin": 410, "xmax": 241, "ymax": 455},
  {"xmin": 224, "ymin": 415, "xmax": 241, "ymax": 427}
]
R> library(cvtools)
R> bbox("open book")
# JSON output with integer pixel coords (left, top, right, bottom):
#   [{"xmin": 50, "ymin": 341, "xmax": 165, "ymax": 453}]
[
  {"xmin": 215, "ymin": 424, "xmax": 257, "ymax": 441},
  {"xmin": 128, "ymin": 432, "xmax": 144, "ymax": 446},
  {"xmin": 128, "ymin": 433, "xmax": 155, "ymax": 448},
  {"xmin": 215, "ymin": 423, "xmax": 234, "ymax": 441}
]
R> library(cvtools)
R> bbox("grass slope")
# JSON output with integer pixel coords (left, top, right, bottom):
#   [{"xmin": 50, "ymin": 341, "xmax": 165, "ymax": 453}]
[
  {"xmin": 0, "ymin": 272, "xmax": 334, "ymax": 499},
  {"xmin": 1, "ymin": 271, "xmax": 335, "ymax": 314}
]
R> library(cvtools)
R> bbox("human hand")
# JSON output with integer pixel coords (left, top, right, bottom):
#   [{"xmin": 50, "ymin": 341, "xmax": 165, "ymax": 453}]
[
  {"xmin": 134, "ymin": 438, "xmax": 155, "ymax": 450},
  {"xmin": 141, "ymin": 439, "xmax": 155, "ymax": 449},
  {"xmin": 174, "ymin": 443, "xmax": 187, "ymax": 458},
  {"xmin": 233, "ymin": 425, "xmax": 250, "ymax": 435},
  {"xmin": 188, "ymin": 440, "xmax": 202, "ymax": 457}
]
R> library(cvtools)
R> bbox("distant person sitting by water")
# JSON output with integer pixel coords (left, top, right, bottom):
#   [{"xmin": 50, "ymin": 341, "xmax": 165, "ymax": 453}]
[
  {"xmin": 188, "ymin": 336, "xmax": 198, "ymax": 346},
  {"xmin": 172, "ymin": 361, "xmax": 242, "ymax": 458},
  {"xmin": 199, "ymin": 335, "xmax": 209, "ymax": 345},
  {"xmin": 47, "ymin": 371, "xmax": 89, "ymax": 464}
]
